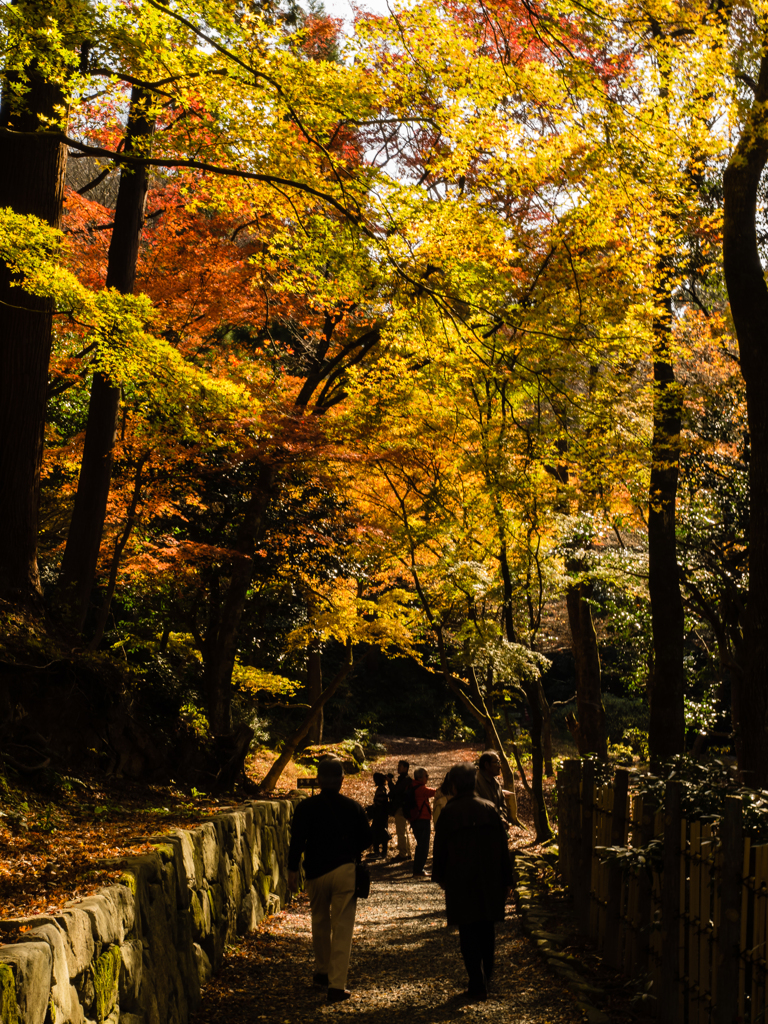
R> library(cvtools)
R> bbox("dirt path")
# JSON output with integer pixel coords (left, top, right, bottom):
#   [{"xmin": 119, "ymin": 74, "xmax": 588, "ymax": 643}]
[{"xmin": 192, "ymin": 741, "xmax": 581, "ymax": 1024}]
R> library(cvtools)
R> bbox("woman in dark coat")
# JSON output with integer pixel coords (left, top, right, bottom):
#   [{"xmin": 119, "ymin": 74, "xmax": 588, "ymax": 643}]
[{"xmin": 431, "ymin": 762, "xmax": 513, "ymax": 1001}]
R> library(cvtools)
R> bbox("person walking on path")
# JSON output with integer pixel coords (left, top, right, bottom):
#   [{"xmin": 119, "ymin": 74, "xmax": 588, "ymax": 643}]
[
  {"xmin": 287, "ymin": 757, "xmax": 372, "ymax": 1005},
  {"xmin": 369, "ymin": 771, "xmax": 390, "ymax": 858},
  {"xmin": 432, "ymin": 770, "xmax": 453, "ymax": 825},
  {"xmin": 387, "ymin": 759, "xmax": 412, "ymax": 860},
  {"xmin": 432, "ymin": 762, "xmax": 514, "ymax": 1002},
  {"xmin": 408, "ymin": 767, "xmax": 437, "ymax": 877},
  {"xmin": 475, "ymin": 749, "xmax": 517, "ymax": 829}
]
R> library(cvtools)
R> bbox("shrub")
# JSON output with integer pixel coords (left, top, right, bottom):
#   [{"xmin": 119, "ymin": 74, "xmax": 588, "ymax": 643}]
[
  {"xmin": 622, "ymin": 727, "xmax": 649, "ymax": 761},
  {"xmin": 608, "ymin": 743, "xmax": 635, "ymax": 765}
]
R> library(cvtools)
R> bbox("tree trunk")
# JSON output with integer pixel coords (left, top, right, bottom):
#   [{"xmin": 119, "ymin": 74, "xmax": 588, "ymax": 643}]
[
  {"xmin": 497, "ymin": 544, "xmax": 553, "ymax": 840},
  {"xmin": 722, "ymin": 49, "xmax": 768, "ymax": 789},
  {"xmin": 519, "ymin": 677, "xmax": 553, "ymax": 841},
  {"xmin": 565, "ymin": 564, "xmax": 607, "ymax": 760},
  {"xmin": 306, "ymin": 640, "xmax": 323, "ymax": 745},
  {"xmin": 89, "ymin": 453, "xmax": 148, "ymax": 649},
  {"xmin": 259, "ymin": 642, "xmax": 356, "ymax": 793},
  {"xmin": 0, "ymin": 59, "xmax": 67, "ymax": 609},
  {"xmin": 647, "ymin": 296, "xmax": 686, "ymax": 767},
  {"xmin": 201, "ymin": 555, "xmax": 255, "ymax": 736},
  {"xmin": 197, "ymin": 466, "xmax": 276, "ymax": 735},
  {"xmin": 538, "ymin": 677, "xmax": 554, "ymax": 776},
  {"xmin": 57, "ymin": 87, "xmax": 154, "ymax": 631}
]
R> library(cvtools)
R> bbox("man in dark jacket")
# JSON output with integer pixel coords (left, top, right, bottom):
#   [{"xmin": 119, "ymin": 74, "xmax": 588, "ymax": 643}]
[
  {"xmin": 387, "ymin": 760, "xmax": 412, "ymax": 860},
  {"xmin": 432, "ymin": 762, "xmax": 513, "ymax": 1001},
  {"xmin": 287, "ymin": 757, "xmax": 372, "ymax": 1005}
]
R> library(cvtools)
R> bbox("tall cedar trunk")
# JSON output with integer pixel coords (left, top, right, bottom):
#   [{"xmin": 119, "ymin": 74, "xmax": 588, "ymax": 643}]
[
  {"xmin": 306, "ymin": 641, "xmax": 323, "ymax": 745},
  {"xmin": 647, "ymin": 296, "xmax": 686, "ymax": 766},
  {"xmin": 565, "ymin": 562, "xmax": 607, "ymax": 760},
  {"xmin": 0, "ymin": 64, "xmax": 67, "ymax": 608},
  {"xmin": 199, "ymin": 467, "xmax": 275, "ymax": 735},
  {"xmin": 722, "ymin": 50, "xmax": 768, "ymax": 788},
  {"xmin": 57, "ymin": 87, "xmax": 154, "ymax": 630},
  {"xmin": 498, "ymin": 544, "xmax": 552, "ymax": 840}
]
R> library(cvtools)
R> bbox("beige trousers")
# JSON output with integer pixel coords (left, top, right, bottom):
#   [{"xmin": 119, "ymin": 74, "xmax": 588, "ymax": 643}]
[
  {"xmin": 306, "ymin": 862, "xmax": 357, "ymax": 990},
  {"xmin": 393, "ymin": 808, "xmax": 411, "ymax": 856}
]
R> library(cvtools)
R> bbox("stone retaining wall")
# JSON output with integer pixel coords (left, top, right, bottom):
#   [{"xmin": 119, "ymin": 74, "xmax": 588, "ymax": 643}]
[{"xmin": 0, "ymin": 798, "xmax": 299, "ymax": 1024}]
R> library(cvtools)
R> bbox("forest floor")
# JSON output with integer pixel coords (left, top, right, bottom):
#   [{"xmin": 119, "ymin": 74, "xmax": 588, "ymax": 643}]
[{"xmin": 192, "ymin": 738, "xmax": 580, "ymax": 1024}]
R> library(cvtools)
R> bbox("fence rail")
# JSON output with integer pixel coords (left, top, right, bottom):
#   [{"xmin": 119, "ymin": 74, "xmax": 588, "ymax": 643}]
[{"xmin": 556, "ymin": 760, "xmax": 755, "ymax": 1024}]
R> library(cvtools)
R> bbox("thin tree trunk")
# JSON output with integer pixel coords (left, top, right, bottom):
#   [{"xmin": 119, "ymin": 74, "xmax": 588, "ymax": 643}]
[
  {"xmin": 201, "ymin": 555, "xmax": 255, "ymax": 736},
  {"xmin": 565, "ymin": 561, "xmax": 607, "ymax": 760},
  {"xmin": 259, "ymin": 642, "xmax": 356, "ymax": 793},
  {"xmin": 89, "ymin": 453, "xmax": 148, "ymax": 649},
  {"xmin": 722, "ymin": 49, "xmax": 768, "ymax": 789},
  {"xmin": 197, "ymin": 466, "xmax": 276, "ymax": 735},
  {"xmin": 57, "ymin": 87, "xmax": 154, "ymax": 630},
  {"xmin": 538, "ymin": 677, "xmax": 554, "ymax": 776},
  {"xmin": 496, "ymin": 545, "xmax": 553, "ymax": 840},
  {"xmin": 0, "ymin": 52, "xmax": 67, "ymax": 609},
  {"xmin": 647, "ymin": 294, "xmax": 686, "ymax": 767},
  {"xmin": 306, "ymin": 640, "xmax": 323, "ymax": 745}
]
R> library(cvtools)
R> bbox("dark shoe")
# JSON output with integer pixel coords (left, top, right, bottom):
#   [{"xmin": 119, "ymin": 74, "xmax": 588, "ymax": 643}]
[
  {"xmin": 412, "ymin": 870, "xmax": 426, "ymax": 877},
  {"xmin": 392, "ymin": 854, "xmax": 408, "ymax": 861},
  {"xmin": 313, "ymin": 972, "xmax": 329, "ymax": 988},
  {"xmin": 465, "ymin": 986, "xmax": 487, "ymax": 1003},
  {"xmin": 327, "ymin": 988, "xmax": 351, "ymax": 1005}
]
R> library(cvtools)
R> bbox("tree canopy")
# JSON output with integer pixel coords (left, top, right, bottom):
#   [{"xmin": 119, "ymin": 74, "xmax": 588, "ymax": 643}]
[{"xmin": 2, "ymin": 0, "xmax": 768, "ymax": 809}]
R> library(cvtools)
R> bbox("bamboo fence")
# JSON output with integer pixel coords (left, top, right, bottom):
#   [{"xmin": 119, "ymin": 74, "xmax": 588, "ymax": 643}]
[{"xmin": 556, "ymin": 759, "xmax": 761, "ymax": 1024}]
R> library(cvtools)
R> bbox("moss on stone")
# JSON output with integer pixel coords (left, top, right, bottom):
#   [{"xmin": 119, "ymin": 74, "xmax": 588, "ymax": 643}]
[
  {"xmin": 0, "ymin": 963, "xmax": 20, "ymax": 1024},
  {"xmin": 262, "ymin": 828, "xmax": 273, "ymax": 859},
  {"xmin": 118, "ymin": 871, "xmax": 137, "ymax": 895},
  {"xmin": 192, "ymin": 844, "xmax": 204, "ymax": 882},
  {"xmin": 49, "ymin": 994, "xmax": 57, "ymax": 1023},
  {"xmin": 92, "ymin": 945, "xmax": 121, "ymax": 1023},
  {"xmin": 152, "ymin": 843, "xmax": 175, "ymax": 863},
  {"xmin": 190, "ymin": 891, "xmax": 205, "ymax": 936},
  {"xmin": 257, "ymin": 871, "xmax": 271, "ymax": 904}
]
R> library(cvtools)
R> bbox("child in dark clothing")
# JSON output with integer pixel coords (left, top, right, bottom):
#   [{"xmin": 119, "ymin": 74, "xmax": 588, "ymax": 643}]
[{"xmin": 371, "ymin": 772, "xmax": 391, "ymax": 857}]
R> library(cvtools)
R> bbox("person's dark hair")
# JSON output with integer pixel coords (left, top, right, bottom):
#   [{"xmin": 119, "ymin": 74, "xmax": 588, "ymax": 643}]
[
  {"xmin": 317, "ymin": 757, "xmax": 344, "ymax": 790},
  {"xmin": 373, "ymin": 771, "xmax": 386, "ymax": 785},
  {"xmin": 448, "ymin": 763, "xmax": 476, "ymax": 796},
  {"xmin": 440, "ymin": 770, "xmax": 454, "ymax": 796},
  {"xmin": 398, "ymin": 760, "xmax": 410, "ymax": 771},
  {"xmin": 479, "ymin": 751, "xmax": 500, "ymax": 770}
]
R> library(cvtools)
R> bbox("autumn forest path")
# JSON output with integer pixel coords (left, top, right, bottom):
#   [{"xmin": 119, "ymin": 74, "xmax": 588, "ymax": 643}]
[{"xmin": 191, "ymin": 740, "xmax": 582, "ymax": 1024}]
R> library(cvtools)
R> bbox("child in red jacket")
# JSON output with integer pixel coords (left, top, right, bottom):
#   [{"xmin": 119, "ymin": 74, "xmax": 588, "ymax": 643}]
[{"xmin": 408, "ymin": 768, "xmax": 437, "ymax": 877}]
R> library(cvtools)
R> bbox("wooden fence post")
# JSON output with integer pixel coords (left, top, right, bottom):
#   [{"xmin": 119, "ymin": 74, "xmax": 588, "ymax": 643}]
[
  {"xmin": 604, "ymin": 768, "xmax": 630, "ymax": 969},
  {"xmin": 564, "ymin": 759, "xmax": 582, "ymax": 896},
  {"xmin": 637, "ymin": 793, "xmax": 657, "ymax": 972},
  {"xmin": 561, "ymin": 761, "xmax": 573, "ymax": 888},
  {"xmin": 659, "ymin": 779, "xmax": 683, "ymax": 1024},
  {"xmin": 578, "ymin": 759, "xmax": 595, "ymax": 933},
  {"xmin": 715, "ymin": 794, "xmax": 743, "ymax": 1024},
  {"xmin": 560, "ymin": 760, "xmax": 579, "ymax": 889}
]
